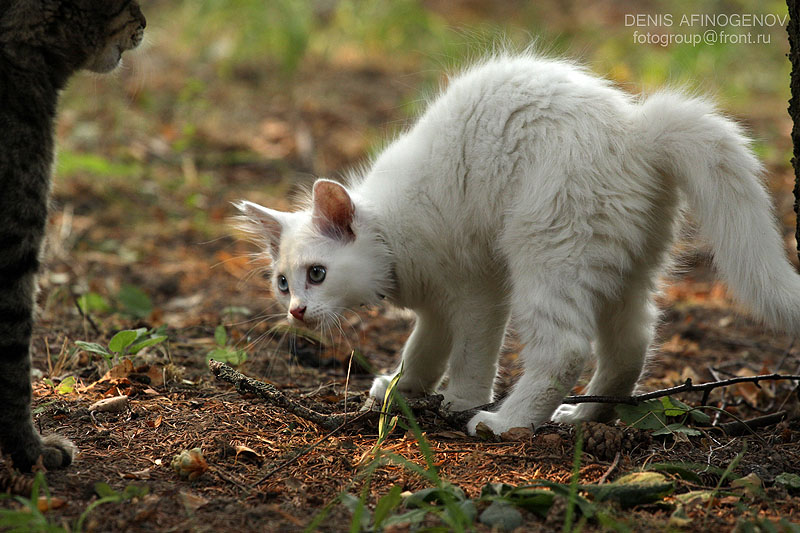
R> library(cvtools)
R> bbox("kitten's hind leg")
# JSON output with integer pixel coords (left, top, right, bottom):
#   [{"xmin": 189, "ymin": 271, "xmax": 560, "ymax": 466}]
[
  {"xmin": 369, "ymin": 310, "xmax": 452, "ymax": 401},
  {"xmin": 467, "ymin": 275, "xmax": 595, "ymax": 435},
  {"xmin": 552, "ymin": 281, "xmax": 655, "ymax": 423}
]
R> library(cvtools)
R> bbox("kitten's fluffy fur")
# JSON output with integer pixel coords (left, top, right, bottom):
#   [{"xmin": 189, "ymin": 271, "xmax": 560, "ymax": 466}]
[{"xmin": 239, "ymin": 54, "xmax": 800, "ymax": 435}]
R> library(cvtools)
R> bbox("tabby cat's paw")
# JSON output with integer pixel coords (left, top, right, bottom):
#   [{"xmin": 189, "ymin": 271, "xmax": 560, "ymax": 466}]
[
  {"xmin": 39, "ymin": 434, "xmax": 76, "ymax": 470},
  {"xmin": 10, "ymin": 434, "xmax": 76, "ymax": 472}
]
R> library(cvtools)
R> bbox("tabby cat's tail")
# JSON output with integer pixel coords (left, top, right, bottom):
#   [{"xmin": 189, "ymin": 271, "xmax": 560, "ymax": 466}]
[{"xmin": 637, "ymin": 91, "xmax": 800, "ymax": 335}]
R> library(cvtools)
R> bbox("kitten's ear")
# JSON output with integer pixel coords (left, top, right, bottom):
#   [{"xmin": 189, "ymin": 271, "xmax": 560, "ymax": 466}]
[
  {"xmin": 235, "ymin": 200, "xmax": 286, "ymax": 254},
  {"xmin": 311, "ymin": 179, "xmax": 355, "ymax": 242}
]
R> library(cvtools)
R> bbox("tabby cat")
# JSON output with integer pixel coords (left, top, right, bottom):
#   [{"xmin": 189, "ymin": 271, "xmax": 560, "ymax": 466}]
[{"xmin": 0, "ymin": 0, "xmax": 145, "ymax": 471}]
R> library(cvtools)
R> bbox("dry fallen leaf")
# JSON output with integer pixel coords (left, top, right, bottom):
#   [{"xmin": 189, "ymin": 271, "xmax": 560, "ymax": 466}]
[
  {"xmin": 733, "ymin": 368, "xmax": 774, "ymax": 405},
  {"xmin": 178, "ymin": 490, "xmax": 209, "ymax": 513},
  {"xmin": 732, "ymin": 472, "xmax": 763, "ymax": 499},
  {"xmin": 215, "ymin": 250, "xmax": 251, "ymax": 279},
  {"xmin": 660, "ymin": 334, "xmax": 699, "ymax": 356},
  {"xmin": 680, "ymin": 366, "xmax": 702, "ymax": 384},
  {"xmin": 85, "ymin": 360, "xmax": 136, "ymax": 392},
  {"xmin": 104, "ymin": 360, "xmax": 136, "ymax": 380},
  {"xmin": 474, "ymin": 421, "xmax": 495, "ymax": 439},
  {"xmin": 37, "ymin": 496, "xmax": 67, "ymax": 512},
  {"xmin": 121, "ymin": 468, "xmax": 152, "ymax": 480},
  {"xmin": 142, "ymin": 364, "xmax": 165, "ymax": 388},
  {"xmin": 234, "ymin": 445, "xmax": 262, "ymax": 463}
]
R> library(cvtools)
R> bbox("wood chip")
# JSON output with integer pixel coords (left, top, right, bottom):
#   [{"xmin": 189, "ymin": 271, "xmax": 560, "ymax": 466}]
[{"xmin": 89, "ymin": 395, "xmax": 129, "ymax": 413}]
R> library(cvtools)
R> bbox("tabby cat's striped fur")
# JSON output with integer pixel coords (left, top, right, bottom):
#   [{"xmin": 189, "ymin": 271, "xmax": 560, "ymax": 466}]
[{"xmin": 0, "ymin": 0, "xmax": 145, "ymax": 471}]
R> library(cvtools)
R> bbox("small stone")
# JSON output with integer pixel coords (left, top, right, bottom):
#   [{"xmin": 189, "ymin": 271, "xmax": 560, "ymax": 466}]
[
  {"xmin": 500, "ymin": 426, "xmax": 533, "ymax": 441},
  {"xmin": 539, "ymin": 433, "xmax": 563, "ymax": 448}
]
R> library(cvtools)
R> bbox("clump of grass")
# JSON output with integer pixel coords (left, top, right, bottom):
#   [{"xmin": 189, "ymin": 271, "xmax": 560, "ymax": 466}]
[
  {"xmin": 76, "ymin": 326, "xmax": 168, "ymax": 369},
  {"xmin": 206, "ymin": 325, "xmax": 248, "ymax": 366},
  {"xmin": 305, "ymin": 381, "xmax": 644, "ymax": 532}
]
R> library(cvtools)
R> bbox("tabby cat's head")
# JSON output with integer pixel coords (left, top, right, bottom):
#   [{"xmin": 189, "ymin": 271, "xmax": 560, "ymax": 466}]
[
  {"xmin": 237, "ymin": 180, "xmax": 395, "ymax": 329},
  {"xmin": 0, "ymin": 0, "xmax": 145, "ymax": 80}
]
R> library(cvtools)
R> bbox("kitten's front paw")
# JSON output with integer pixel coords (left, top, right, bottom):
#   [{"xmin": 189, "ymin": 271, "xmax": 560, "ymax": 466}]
[
  {"xmin": 369, "ymin": 375, "xmax": 394, "ymax": 401},
  {"xmin": 467, "ymin": 411, "xmax": 532, "ymax": 436},
  {"xmin": 551, "ymin": 404, "xmax": 580, "ymax": 423},
  {"xmin": 369, "ymin": 374, "xmax": 427, "ymax": 403},
  {"xmin": 440, "ymin": 390, "xmax": 483, "ymax": 412},
  {"xmin": 552, "ymin": 403, "xmax": 616, "ymax": 424}
]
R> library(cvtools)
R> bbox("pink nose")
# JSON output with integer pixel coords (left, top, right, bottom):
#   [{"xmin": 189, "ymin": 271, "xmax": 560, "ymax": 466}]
[{"xmin": 290, "ymin": 306, "xmax": 307, "ymax": 321}]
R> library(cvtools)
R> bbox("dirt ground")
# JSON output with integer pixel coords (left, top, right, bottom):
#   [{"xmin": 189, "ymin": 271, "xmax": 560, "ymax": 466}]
[
  {"xmin": 3, "ymin": 1, "xmax": 800, "ymax": 531},
  {"xmin": 26, "ymin": 268, "xmax": 800, "ymax": 532}
]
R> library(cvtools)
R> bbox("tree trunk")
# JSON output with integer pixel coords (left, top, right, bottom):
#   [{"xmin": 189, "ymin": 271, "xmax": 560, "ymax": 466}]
[{"xmin": 787, "ymin": 0, "xmax": 800, "ymax": 263}]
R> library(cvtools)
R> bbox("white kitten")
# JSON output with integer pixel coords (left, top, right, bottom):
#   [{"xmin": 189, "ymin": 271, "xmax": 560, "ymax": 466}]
[{"xmin": 237, "ymin": 54, "xmax": 800, "ymax": 436}]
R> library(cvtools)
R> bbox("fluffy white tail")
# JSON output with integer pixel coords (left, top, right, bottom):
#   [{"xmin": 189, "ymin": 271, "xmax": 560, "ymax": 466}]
[{"xmin": 637, "ymin": 92, "xmax": 800, "ymax": 335}]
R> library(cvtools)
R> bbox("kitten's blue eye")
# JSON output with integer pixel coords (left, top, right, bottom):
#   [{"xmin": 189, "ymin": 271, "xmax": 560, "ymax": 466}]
[
  {"xmin": 307, "ymin": 265, "xmax": 326, "ymax": 284},
  {"xmin": 277, "ymin": 275, "xmax": 289, "ymax": 293}
]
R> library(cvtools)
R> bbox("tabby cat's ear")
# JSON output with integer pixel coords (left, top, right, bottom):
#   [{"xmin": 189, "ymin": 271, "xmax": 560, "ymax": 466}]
[
  {"xmin": 312, "ymin": 179, "xmax": 355, "ymax": 242},
  {"xmin": 235, "ymin": 200, "xmax": 286, "ymax": 254}
]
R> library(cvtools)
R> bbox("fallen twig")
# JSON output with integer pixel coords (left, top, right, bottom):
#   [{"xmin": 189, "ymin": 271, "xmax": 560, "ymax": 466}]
[
  {"xmin": 73, "ymin": 293, "xmax": 101, "ymax": 336},
  {"xmin": 717, "ymin": 410, "xmax": 788, "ymax": 436},
  {"xmin": 433, "ymin": 449, "xmax": 565, "ymax": 462},
  {"xmin": 210, "ymin": 465, "xmax": 249, "ymax": 492},
  {"xmin": 210, "ymin": 361, "xmax": 799, "ymax": 438},
  {"xmin": 561, "ymin": 374, "xmax": 800, "ymax": 406},
  {"xmin": 209, "ymin": 360, "xmax": 447, "ymax": 431},
  {"xmin": 209, "ymin": 359, "xmax": 353, "ymax": 431},
  {"xmin": 597, "ymin": 452, "xmax": 621, "ymax": 485}
]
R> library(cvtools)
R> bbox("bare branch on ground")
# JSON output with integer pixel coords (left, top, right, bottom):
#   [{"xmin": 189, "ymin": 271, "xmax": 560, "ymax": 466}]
[{"xmin": 210, "ymin": 360, "xmax": 799, "ymax": 437}]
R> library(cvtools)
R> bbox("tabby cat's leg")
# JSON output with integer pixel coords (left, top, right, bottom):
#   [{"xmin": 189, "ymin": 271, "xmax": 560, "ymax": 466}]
[
  {"xmin": 0, "ymin": 249, "xmax": 75, "ymax": 471},
  {"xmin": 369, "ymin": 309, "xmax": 452, "ymax": 401}
]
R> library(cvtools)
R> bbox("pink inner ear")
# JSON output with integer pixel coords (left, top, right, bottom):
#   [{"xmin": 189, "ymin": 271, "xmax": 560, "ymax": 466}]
[{"xmin": 312, "ymin": 181, "xmax": 355, "ymax": 241}]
